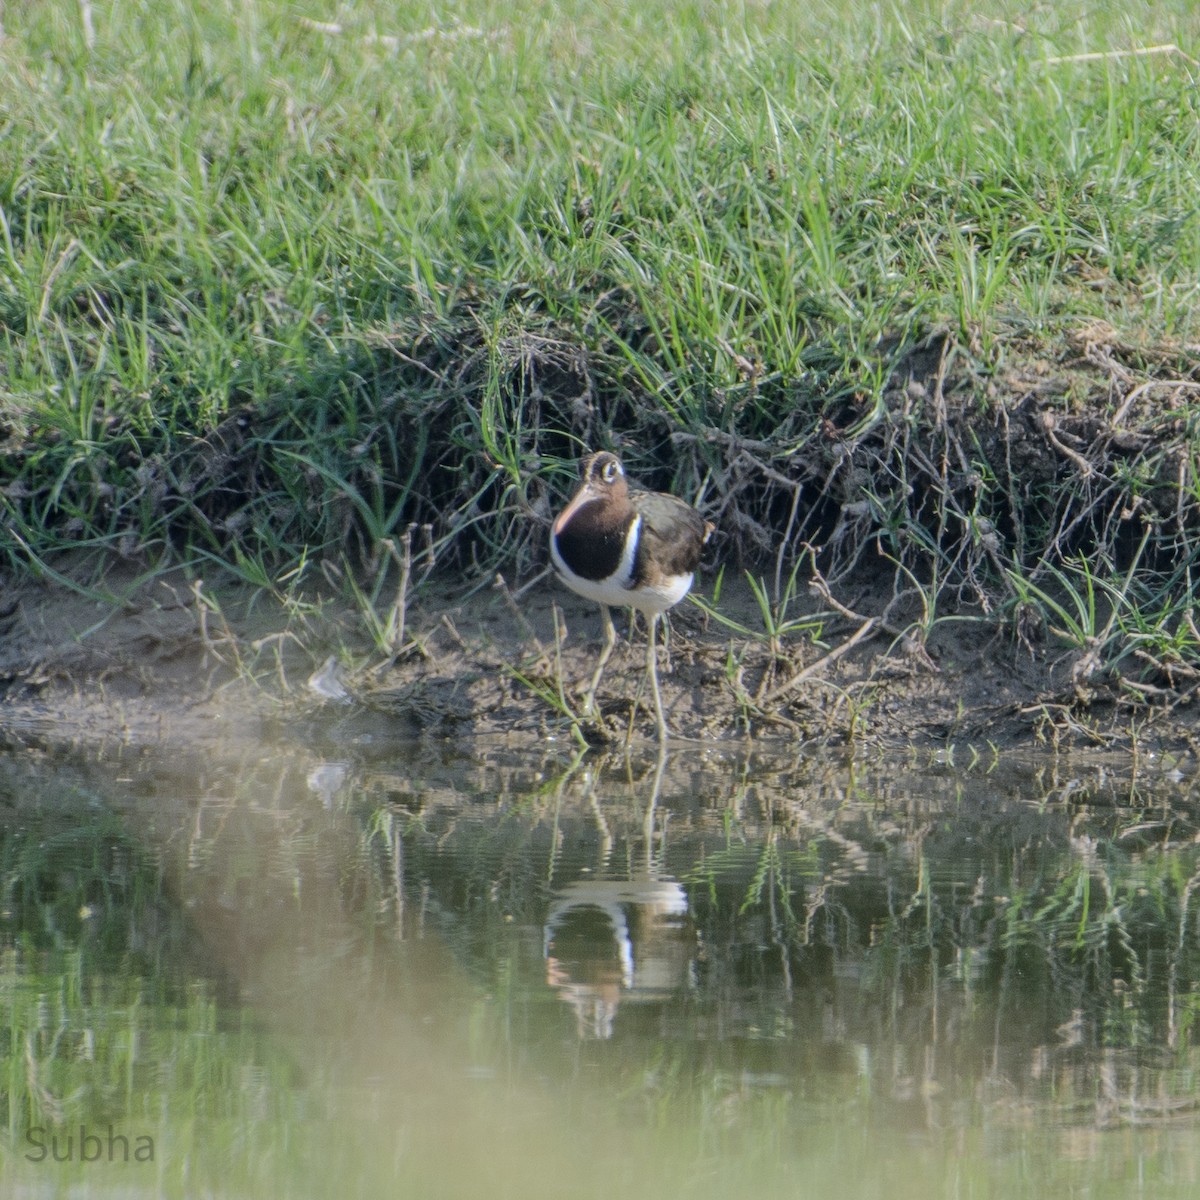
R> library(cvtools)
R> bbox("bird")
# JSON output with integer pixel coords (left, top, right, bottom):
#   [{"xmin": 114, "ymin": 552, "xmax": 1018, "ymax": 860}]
[{"xmin": 550, "ymin": 450, "xmax": 713, "ymax": 740}]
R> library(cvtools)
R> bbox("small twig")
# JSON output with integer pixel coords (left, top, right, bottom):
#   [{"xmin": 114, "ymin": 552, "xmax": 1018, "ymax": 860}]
[
  {"xmin": 807, "ymin": 565, "xmax": 868, "ymax": 623},
  {"xmin": 1166, "ymin": 683, "xmax": 1200, "ymax": 713},
  {"xmin": 808, "ymin": 562, "xmax": 916, "ymax": 641},
  {"xmin": 1040, "ymin": 412, "xmax": 1094, "ymax": 477},
  {"xmin": 1112, "ymin": 379, "xmax": 1200, "ymax": 428},
  {"xmin": 1133, "ymin": 649, "xmax": 1200, "ymax": 683},
  {"xmin": 1186, "ymin": 608, "xmax": 1200, "ymax": 648},
  {"xmin": 1045, "ymin": 44, "xmax": 1198, "ymax": 66},
  {"xmin": 512, "ymin": 565, "xmax": 553, "ymax": 601},
  {"xmin": 670, "ymin": 428, "xmax": 788, "ymax": 457},
  {"xmin": 191, "ymin": 580, "xmax": 246, "ymax": 673},
  {"xmin": 368, "ymin": 333, "xmax": 451, "ymax": 383},
  {"xmin": 714, "ymin": 336, "xmax": 760, "ymax": 382},
  {"xmin": 1120, "ymin": 678, "xmax": 1177, "ymax": 701},
  {"xmin": 439, "ymin": 613, "xmax": 470, "ymax": 652},
  {"xmin": 733, "ymin": 448, "xmax": 809, "ymax": 490},
  {"xmin": 495, "ymin": 573, "xmax": 546, "ymax": 657},
  {"xmin": 763, "ymin": 617, "xmax": 878, "ymax": 705}
]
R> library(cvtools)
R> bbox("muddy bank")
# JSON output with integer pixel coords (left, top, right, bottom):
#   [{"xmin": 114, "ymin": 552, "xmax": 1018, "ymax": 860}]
[{"xmin": 1, "ymin": 564, "xmax": 1197, "ymax": 762}]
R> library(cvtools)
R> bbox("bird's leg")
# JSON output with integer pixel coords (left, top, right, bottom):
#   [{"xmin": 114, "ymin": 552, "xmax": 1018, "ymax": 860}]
[
  {"xmin": 583, "ymin": 603, "xmax": 617, "ymax": 717},
  {"xmin": 646, "ymin": 613, "xmax": 668, "ymax": 742}
]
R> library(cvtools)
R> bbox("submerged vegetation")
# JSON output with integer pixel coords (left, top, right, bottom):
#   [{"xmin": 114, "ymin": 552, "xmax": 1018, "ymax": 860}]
[{"xmin": 2, "ymin": 0, "xmax": 1200, "ymax": 733}]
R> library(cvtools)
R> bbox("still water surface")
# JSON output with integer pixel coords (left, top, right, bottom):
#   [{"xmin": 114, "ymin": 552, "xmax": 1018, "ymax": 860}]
[{"xmin": 1, "ymin": 736, "xmax": 1199, "ymax": 1197}]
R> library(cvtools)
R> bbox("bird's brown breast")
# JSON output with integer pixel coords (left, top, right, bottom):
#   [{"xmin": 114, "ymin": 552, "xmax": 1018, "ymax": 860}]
[{"xmin": 553, "ymin": 497, "xmax": 636, "ymax": 583}]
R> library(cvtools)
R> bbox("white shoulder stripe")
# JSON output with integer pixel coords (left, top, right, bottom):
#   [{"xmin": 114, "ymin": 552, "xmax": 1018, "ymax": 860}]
[{"xmin": 613, "ymin": 513, "xmax": 641, "ymax": 588}]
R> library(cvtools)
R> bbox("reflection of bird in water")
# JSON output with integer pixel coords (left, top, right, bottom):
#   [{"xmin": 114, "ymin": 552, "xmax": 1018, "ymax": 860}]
[{"xmin": 543, "ymin": 878, "xmax": 693, "ymax": 1040}]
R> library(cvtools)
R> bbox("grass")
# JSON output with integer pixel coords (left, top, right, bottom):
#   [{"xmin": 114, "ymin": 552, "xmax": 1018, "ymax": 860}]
[{"xmin": 3, "ymin": 0, "xmax": 1200, "ymax": 680}]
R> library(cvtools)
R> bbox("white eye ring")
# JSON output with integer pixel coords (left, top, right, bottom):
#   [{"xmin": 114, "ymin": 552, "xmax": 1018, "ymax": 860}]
[{"xmin": 603, "ymin": 460, "xmax": 620, "ymax": 483}]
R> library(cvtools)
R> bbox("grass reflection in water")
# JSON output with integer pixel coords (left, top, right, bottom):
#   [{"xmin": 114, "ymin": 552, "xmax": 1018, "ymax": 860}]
[{"xmin": 1, "ymin": 745, "xmax": 1199, "ymax": 1198}]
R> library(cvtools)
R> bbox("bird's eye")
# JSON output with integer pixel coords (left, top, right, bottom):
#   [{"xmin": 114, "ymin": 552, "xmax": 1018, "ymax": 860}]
[{"xmin": 603, "ymin": 461, "xmax": 619, "ymax": 483}]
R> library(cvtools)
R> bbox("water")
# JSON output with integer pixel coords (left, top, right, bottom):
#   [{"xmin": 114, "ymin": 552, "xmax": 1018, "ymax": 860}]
[{"xmin": 1, "ymin": 736, "xmax": 1199, "ymax": 1198}]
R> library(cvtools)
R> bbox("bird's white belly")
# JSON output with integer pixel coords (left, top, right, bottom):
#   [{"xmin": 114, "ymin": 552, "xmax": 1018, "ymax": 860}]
[{"xmin": 553, "ymin": 565, "xmax": 694, "ymax": 615}]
